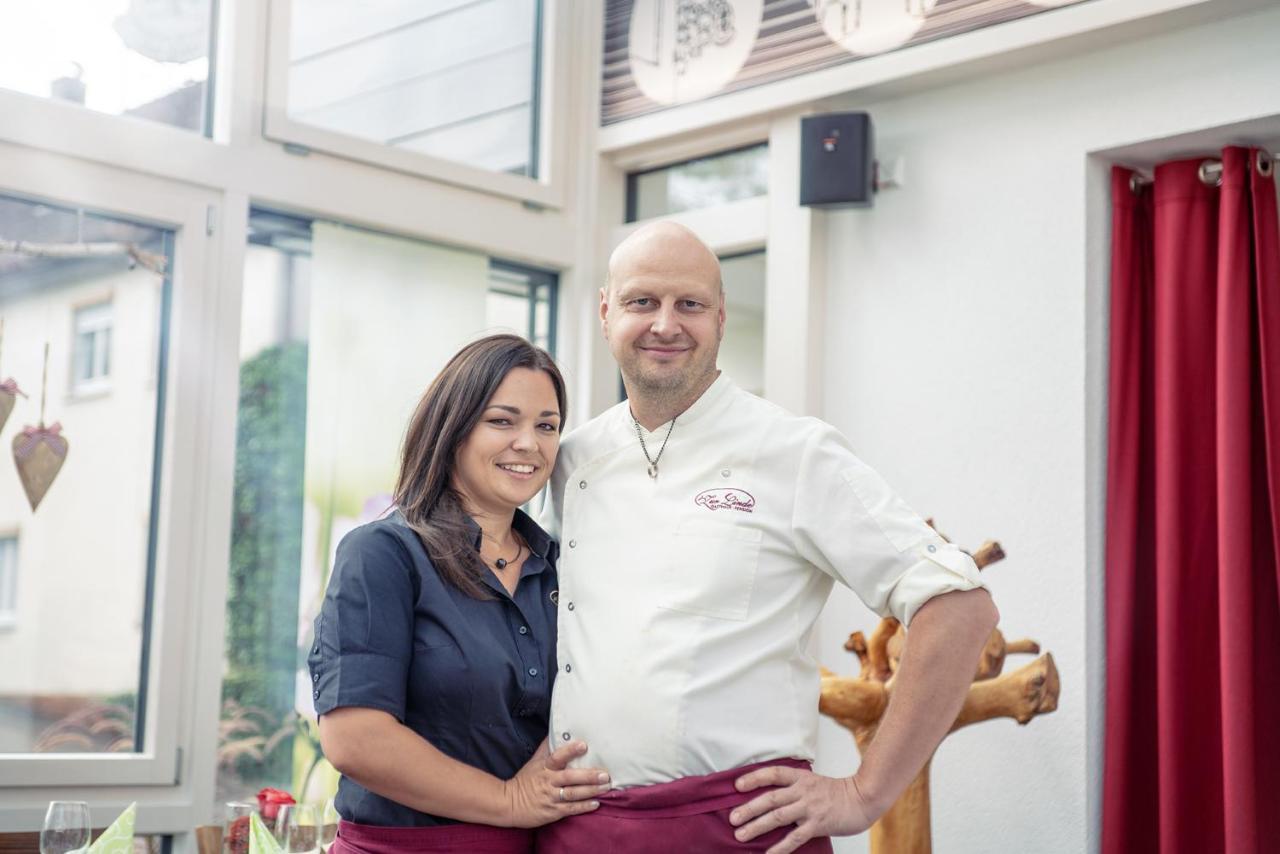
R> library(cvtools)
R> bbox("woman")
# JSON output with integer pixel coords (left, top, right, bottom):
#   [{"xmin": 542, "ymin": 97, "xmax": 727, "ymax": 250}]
[{"xmin": 309, "ymin": 335, "xmax": 609, "ymax": 854}]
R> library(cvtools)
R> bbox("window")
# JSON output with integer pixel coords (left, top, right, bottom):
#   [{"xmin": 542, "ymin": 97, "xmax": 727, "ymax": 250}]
[
  {"xmin": 488, "ymin": 261, "xmax": 557, "ymax": 353},
  {"xmin": 0, "ymin": 0, "xmax": 216, "ymax": 133},
  {"xmin": 72, "ymin": 301, "xmax": 113, "ymax": 393},
  {"xmin": 626, "ymin": 144, "xmax": 768, "ymax": 222},
  {"xmin": 217, "ymin": 210, "xmax": 559, "ymax": 806},
  {"xmin": 265, "ymin": 0, "xmax": 552, "ymax": 200},
  {"xmin": 719, "ymin": 250, "xmax": 765, "ymax": 397},
  {"xmin": 0, "ymin": 192, "xmax": 171, "ymax": 760},
  {"xmin": 0, "ymin": 536, "xmax": 17, "ymax": 629}
]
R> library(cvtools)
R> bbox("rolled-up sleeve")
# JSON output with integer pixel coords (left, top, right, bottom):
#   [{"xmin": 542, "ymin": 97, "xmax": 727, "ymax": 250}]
[
  {"xmin": 308, "ymin": 526, "xmax": 415, "ymax": 720},
  {"xmin": 790, "ymin": 424, "xmax": 987, "ymax": 626}
]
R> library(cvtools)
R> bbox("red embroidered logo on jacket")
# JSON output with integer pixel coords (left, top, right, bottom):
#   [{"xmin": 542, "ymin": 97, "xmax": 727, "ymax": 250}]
[{"xmin": 694, "ymin": 488, "xmax": 756, "ymax": 513}]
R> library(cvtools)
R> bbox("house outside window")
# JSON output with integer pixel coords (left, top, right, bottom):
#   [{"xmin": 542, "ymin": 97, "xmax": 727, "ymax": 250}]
[
  {"xmin": 72, "ymin": 300, "xmax": 112, "ymax": 393},
  {"xmin": 0, "ymin": 536, "xmax": 16, "ymax": 629}
]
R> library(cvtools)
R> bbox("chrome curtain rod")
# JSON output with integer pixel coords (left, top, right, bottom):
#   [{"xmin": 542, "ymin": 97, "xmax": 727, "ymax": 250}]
[{"xmin": 1129, "ymin": 150, "xmax": 1277, "ymax": 193}]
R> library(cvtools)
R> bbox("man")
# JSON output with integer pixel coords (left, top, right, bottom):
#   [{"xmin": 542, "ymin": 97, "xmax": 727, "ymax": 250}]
[{"xmin": 538, "ymin": 222, "xmax": 998, "ymax": 853}]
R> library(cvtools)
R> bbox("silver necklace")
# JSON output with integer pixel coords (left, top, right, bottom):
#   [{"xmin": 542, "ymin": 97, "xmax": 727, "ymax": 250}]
[{"xmin": 632, "ymin": 413, "xmax": 677, "ymax": 479}]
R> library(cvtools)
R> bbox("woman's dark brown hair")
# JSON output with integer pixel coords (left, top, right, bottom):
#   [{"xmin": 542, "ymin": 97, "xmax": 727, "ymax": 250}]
[{"xmin": 394, "ymin": 334, "xmax": 567, "ymax": 598}]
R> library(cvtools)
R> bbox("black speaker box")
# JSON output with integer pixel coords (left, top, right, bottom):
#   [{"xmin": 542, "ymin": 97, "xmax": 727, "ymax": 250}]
[{"xmin": 800, "ymin": 112, "xmax": 874, "ymax": 208}]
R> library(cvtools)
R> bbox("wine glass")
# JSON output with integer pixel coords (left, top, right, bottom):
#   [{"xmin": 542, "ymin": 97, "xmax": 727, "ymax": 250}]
[
  {"xmin": 275, "ymin": 803, "xmax": 320, "ymax": 853},
  {"xmin": 40, "ymin": 801, "xmax": 90, "ymax": 854},
  {"xmin": 319, "ymin": 799, "xmax": 339, "ymax": 852},
  {"xmin": 222, "ymin": 801, "xmax": 255, "ymax": 854}
]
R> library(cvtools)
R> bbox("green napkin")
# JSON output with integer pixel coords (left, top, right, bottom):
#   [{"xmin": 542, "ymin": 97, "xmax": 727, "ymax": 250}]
[
  {"xmin": 84, "ymin": 803, "xmax": 135, "ymax": 854},
  {"xmin": 249, "ymin": 813, "xmax": 283, "ymax": 854}
]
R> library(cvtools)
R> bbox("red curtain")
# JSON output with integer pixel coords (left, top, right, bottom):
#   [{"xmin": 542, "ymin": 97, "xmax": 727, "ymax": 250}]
[{"xmin": 1103, "ymin": 148, "xmax": 1280, "ymax": 854}]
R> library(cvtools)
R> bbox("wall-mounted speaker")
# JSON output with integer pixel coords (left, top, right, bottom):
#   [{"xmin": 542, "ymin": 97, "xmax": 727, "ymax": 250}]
[{"xmin": 800, "ymin": 112, "xmax": 874, "ymax": 208}]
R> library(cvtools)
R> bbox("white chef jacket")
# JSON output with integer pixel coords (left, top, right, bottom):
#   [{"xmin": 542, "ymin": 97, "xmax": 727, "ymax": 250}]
[{"xmin": 540, "ymin": 374, "xmax": 986, "ymax": 789}]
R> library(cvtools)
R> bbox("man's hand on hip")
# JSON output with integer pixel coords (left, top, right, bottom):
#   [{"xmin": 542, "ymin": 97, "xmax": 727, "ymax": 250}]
[{"xmin": 729, "ymin": 765, "xmax": 875, "ymax": 853}]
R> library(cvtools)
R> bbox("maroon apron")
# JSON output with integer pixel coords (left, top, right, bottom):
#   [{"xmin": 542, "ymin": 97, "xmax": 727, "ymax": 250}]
[
  {"xmin": 535, "ymin": 758, "xmax": 835, "ymax": 853},
  {"xmin": 331, "ymin": 819, "xmax": 533, "ymax": 854}
]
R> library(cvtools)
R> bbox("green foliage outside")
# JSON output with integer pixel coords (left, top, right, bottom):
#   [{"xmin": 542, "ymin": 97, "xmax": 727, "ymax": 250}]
[{"xmin": 219, "ymin": 342, "xmax": 309, "ymax": 797}]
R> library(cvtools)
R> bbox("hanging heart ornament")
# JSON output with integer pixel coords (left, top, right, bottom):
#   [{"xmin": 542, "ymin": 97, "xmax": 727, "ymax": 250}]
[
  {"xmin": 13, "ymin": 422, "xmax": 68, "ymax": 511},
  {"xmin": 0, "ymin": 378, "xmax": 25, "ymax": 433}
]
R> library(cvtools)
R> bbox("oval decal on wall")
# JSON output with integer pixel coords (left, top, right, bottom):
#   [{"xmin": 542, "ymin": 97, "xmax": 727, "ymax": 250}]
[
  {"xmin": 629, "ymin": 0, "xmax": 764, "ymax": 105},
  {"xmin": 813, "ymin": 0, "xmax": 939, "ymax": 57}
]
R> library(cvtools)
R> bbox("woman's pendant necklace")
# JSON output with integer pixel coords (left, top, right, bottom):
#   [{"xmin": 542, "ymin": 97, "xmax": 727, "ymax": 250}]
[
  {"xmin": 491, "ymin": 534, "xmax": 522, "ymax": 570},
  {"xmin": 633, "ymin": 413, "xmax": 677, "ymax": 480}
]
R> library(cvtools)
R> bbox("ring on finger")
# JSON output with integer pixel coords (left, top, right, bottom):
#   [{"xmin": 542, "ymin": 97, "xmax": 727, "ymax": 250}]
[{"xmin": 559, "ymin": 787, "xmax": 565, "ymax": 802}]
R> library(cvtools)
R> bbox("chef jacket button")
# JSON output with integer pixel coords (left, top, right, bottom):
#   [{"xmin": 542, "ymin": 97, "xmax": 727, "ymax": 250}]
[
  {"xmin": 579, "ymin": 480, "xmax": 588, "ymax": 489},
  {"xmin": 927, "ymin": 544, "xmax": 938, "ymax": 553},
  {"xmin": 567, "ymin": 602, "xmax": 575, "ymax": 611},
  {"xmin": 721, "ymin": 469, "xmax": 731, "ymax": 478},
  {"xmin": 568, "ymin": 539, "xmax": 577, "ymax": 548},
  {"xmin": 565, "ymin": 663, "xmax": 572, "ymax": 673},
  {"xmin": 562, "ymin": 732, "xmax": 571, "ymax": 741}
]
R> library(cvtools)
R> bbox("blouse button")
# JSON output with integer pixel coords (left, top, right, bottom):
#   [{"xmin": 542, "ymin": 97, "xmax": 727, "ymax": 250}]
[
  {"xmin": 528, "ymin": 668, "xmax": 539, "ymax": 677},
  {"xmin": 565, "ymin": 663, "xmax": 572, "ymax": 673},
  {"xmin": 927, "ymin": 544, "xmax": 938, "ymax": 553},
  {"xmin": 567, "ymin": 602, "xmax": 575, "ymax": 611},
  {"xmin": 519, "ymin": 625, "xmax": 529, "ymax": 635},
  {"xmin": 562, "ymin": 732, "xmax": 571, "ymax": 741}
]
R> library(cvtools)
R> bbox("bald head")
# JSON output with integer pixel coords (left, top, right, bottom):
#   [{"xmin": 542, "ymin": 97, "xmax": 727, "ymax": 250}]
[
  {"xmin": 606, "ymin": 221, "xmax": 723, "ymax": 296},
  {"xmin": 600, "ymin": 222, "xmax": 726, "ymax": 417}
]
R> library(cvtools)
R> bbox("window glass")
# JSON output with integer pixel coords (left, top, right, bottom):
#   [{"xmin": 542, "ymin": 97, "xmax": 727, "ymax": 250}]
[
  {"xmin": 72, "ymin": 301, "xmax": 113, "ymax": 392},
  {"xmin": 0, "ymin": 193, "xmax": 172, "ymax": 754},
  {"xmin": 0, "ymin": 0, "xmax": 215, "ymax": 133},
  {"xmin": 216, "ymin": 210, "xmax": 558, "ymax": 805},
  {"xmin": 719, "ymin": 250, "xmax": 765, "ymax": 397},
  {"xmin": 285, "ymin": 0, "xmax": 542, "ymax": 176},
  {"xmin": 0, "ymin": 536, "xmax": 17, "ymax": 627},
  {"xmin": 627, "ymin": 144, "xmax": 768, "ymax": 222}
]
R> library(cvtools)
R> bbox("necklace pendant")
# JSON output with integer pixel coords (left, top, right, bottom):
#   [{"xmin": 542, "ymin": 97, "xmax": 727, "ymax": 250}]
[
  {"xmin": 495, "ymin": 558, "xmax": 507, "ymax": 570},
  {"xmin": 647, "ymin": 464, "xmax": 658, "ymax": 479}
]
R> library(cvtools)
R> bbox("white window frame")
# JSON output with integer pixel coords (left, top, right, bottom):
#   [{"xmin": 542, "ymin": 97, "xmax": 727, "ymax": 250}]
[
  {"xmin": 262, "ymin": 0, "xmax": 572, "ymax": 208},
  {"xmin": 0, "ymin": 141, "xmax": 228, "ymax": 812},
  {"xmin": 71, "ymin": 299, "xmax": 114, "ymax": 395},
  {"xmin": 0, "ymin": 534, "xmax": 17, "ymax": 630}
]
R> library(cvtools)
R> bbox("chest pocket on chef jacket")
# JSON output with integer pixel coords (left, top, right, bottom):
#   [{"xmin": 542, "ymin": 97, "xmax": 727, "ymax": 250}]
[{"xmin": 658, "ymin": 517, "xmax": 762, "ymax": 621}]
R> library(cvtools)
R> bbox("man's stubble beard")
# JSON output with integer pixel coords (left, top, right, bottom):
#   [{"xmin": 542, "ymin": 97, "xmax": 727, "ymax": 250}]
[{"xmin": 619, "ymin": 340, "xmax": 720, "ymax": 413}]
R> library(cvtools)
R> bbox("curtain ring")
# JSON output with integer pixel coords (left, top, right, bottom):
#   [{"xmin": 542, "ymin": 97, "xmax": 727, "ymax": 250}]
[
  {"xmin": 1198, "ymin": 160, "xmax": 1223, "ymax": 187},
  {"xmin": 1257, "ymin": 150, "xmax": 1274, "ymax": 178},
  {"xmin": 1128, "ymin": 173, "xmax": 1145, "ymax": 194}
]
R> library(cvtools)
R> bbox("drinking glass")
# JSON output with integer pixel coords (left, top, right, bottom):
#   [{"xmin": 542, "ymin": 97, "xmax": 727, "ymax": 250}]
[
  {"xmin": 319, "ymin": 799, "xmax": 339, "ymax": 852},
  {"xmin": 275, "ymin": 803, "xmax": 320, "ymax": 853},
  {"xmin": 40, "ymin": 801, "xmax": 90, "ymax": 854},
  {"xmin": 222, "ymin": 801, "xmax": 256, "ymax": 854}
]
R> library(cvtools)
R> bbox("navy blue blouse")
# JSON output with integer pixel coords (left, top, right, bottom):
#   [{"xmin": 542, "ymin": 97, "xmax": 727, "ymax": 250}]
[{"xmin": 308, "ymin": 509, "xmax": 559, "ymax": 827}]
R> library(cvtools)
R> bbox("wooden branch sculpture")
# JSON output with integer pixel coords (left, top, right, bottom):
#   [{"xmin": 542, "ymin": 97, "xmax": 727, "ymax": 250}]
[{"xmin": 819, "ymin": 524, "xmax": 1059, "ymax": 854}]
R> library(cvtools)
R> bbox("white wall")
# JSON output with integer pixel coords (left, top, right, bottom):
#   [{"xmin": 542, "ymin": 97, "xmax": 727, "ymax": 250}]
[{"xmin": 808, "ymin": 6, "xmax": 1280, "ymax": 853}]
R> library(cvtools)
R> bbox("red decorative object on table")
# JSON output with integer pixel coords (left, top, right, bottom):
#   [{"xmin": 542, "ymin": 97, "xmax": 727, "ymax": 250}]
[
  {"xmin": 225, "ymin": 815, "xmax": 251, "ymax": 854},
  {"xmin": 257, "ymin": 787, "xmax": 296, "ymax": 823}
]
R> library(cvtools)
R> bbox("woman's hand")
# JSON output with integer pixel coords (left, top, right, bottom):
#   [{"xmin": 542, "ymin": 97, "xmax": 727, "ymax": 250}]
[{"xmin": 502, "ymin": 739, "xmax": 611, "ymax": 828}]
